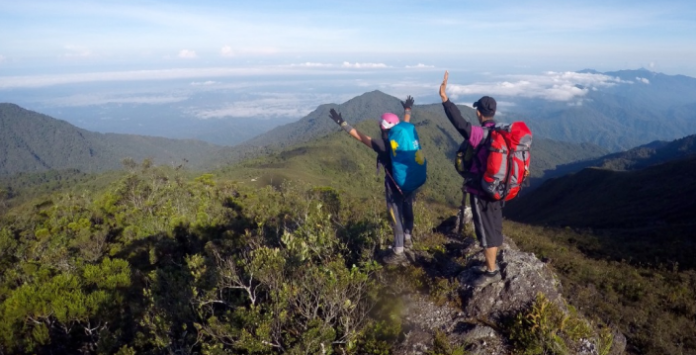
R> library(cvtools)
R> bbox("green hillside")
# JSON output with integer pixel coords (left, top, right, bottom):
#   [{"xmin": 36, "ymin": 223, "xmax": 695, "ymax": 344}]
[
  {"xmin": 535, "ymin": 133, "xmax": 696, "ymax": 184},
  {"xmin": 0, "ymin": 103, "xmax": 222, "ymax": 176},
  {"xmin": 506, "ymin": 156, "xmax": 696, "ymax": 268},
  {"xmin": 1, "ymin": 161, "xmax": 693, "ymax": 354},
  {"xmin": 215, "ymin": 100, "xmax": 607, "ymax": 206}
]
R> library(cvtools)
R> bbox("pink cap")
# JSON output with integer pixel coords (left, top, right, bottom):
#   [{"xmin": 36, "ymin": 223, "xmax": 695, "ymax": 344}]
[{"xmin": 380, "ymin": 112, "xmax": 399, "ymax": 130}]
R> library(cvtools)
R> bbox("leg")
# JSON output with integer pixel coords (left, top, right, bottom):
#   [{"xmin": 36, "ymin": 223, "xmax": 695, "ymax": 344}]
[
  {"xmin": 385, "ymin": 186, "xmax": 405, "ymax": 253},
  {"xmin": 402, "ymin": 192, "xmax": 414, "ymax": 242},
  {"xmin": 470, "ymin": 195, "xmax": 504, "ymax": 272},
  {"xmin": 484, "ymin": 246, "xmax": 499, "ymax": 272}
]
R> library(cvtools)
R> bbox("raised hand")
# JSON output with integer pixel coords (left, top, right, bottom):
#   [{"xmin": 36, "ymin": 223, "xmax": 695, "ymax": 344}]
[
  {"xmin": 439, "ymin": 71, "xmax": 449, "ymax": 102},
  {"xmin": 401, "ymin": 95, "xmax": 414, "ymax": 110},
  {"xmin": 328, "ymin": 108, "xmax": 345, "ymax": 126},
  {"xmin": 329, "ymin": 108, "xmax": 353, "ymax": 133}
]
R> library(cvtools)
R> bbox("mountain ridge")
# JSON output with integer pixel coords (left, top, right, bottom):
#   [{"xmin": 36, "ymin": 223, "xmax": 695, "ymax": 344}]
[{"xmin": 0, "ymin": 103, "xmax": 222, "ymax": 176}]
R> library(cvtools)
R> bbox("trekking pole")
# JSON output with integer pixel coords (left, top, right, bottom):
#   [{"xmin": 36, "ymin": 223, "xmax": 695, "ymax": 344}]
[
  {"xmin": 384, "ymin": 169, "xmax": 404, "ymax": 196},
  {"xmin": 457, "ymin": 187, "xmax": 467, "ymax": 235}
]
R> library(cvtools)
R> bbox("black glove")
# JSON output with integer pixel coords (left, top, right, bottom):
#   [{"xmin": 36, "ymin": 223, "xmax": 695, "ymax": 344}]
[
  {"xmin": 401, "ymin": 95, "xmax": 414, "ymax": 110},
  {"xmin": 329, "ymin": 108, "xmax": 353, "ymax": 133},
  {"xmin": 329, "ymin": 109, "xmax": 344, "ymax": 125}
]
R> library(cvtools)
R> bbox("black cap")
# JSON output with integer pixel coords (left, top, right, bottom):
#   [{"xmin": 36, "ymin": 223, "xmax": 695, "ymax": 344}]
[{"xmin": 473, "ymin": 96, "xmax": 497, "ymax": 117}]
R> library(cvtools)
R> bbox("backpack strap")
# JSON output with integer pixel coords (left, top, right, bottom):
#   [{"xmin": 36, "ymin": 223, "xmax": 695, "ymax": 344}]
[{"xmin": 472, "ymin": 127, "xmax": 493, "ymax": 171}]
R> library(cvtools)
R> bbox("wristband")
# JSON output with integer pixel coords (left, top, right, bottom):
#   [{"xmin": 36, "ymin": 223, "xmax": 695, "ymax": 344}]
[
  {"xmin": 341, "ymin": 122, "xmax": 353, "ymax": 133},
  {"xmin": 404, "ymin": 108, "xmax": 412, "ymax": 113}
]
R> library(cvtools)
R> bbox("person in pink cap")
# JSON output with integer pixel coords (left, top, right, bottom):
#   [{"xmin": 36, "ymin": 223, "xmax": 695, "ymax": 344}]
[{"xmin": 328, "ymin": 95, "xmax": 415, "ymax": 266}]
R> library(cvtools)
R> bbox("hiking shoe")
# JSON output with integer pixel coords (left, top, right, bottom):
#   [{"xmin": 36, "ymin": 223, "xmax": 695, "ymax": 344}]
[
  {"xmin": 382, "ymin": 250, "xmax": 410, "ymax": 266},
  {"xmin": 473, "ymin": 264, "xmax": 499, "ymax": 275},
  {"xmin": 473, "ymin": 269, "xmax": 502, "ymax": 288}
]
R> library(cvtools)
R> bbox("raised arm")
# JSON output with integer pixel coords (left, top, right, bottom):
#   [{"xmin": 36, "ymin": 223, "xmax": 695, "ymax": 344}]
[
  {"xmin": 401, "ymin": 95, "xmax": 414, "ymax": 123},
  {"xmin": 328, "ymin": 109, "xmax": 373, "ymax": 148},
  {"xmin": 439, "ymin": 71, "xmax": 473, "ymax": 139}
]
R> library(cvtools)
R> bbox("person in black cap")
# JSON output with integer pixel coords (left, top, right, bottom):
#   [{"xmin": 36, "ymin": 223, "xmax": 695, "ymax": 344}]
[{"xmin": 439, "ymin": 71, "xmax": 503, "ymax": 288}]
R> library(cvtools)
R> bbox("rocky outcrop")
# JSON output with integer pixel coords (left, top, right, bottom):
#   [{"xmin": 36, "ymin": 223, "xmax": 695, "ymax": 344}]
[{"xmin": 394, "ymin": 235, "xmax": 626, "ymax": 355}]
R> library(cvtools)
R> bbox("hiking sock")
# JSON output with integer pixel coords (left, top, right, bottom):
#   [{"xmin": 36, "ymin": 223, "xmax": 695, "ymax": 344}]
[
  {"xmin": 394, "ymin": 246, "xmax": 405, "ymax": 254},
  {"xmin": 404, "ymin": 234, "xmax": 413, "ymax": 249},
  {"xmin": 482, "ymin": 269, "xmax": 499, "ymax": 277},
  {"xmin": 474, "ymin": 264, "xmax": 499, "ymax": 274}
]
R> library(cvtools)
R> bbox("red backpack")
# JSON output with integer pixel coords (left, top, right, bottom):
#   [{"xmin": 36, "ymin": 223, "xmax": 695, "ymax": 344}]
[{"xmin": 480, "ymin": 122, "xmax": 532, "ymax": 202}]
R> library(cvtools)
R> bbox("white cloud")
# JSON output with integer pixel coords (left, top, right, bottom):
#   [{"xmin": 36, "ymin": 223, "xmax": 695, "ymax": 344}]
[
  {"xmin": 190, "ymin": 80, "xmax": 218, "ymax": 86},
  {"xmin": 291, "ymin": 62, "xmax": 334, "ymax": 68},
  {"xmin": 636, "ymin": 77, "xmax": 650, "ymax": 84},
  {"xmin": 342, "ymin": 61, "xmax": 388, "ymax": 69},
  {"xmin": 178, "ymin": 49, "xmax": 197, "ymax": 59},
  {"xmin": 447, "ymin": 71, "xmax": 631, "ymax": 101},
  {"xmin": 45, "ymin": 93, "xmax": 188, "ymax": 107},
  {"xmin": 405, "ymin": 63, "xmax": 434, "ymax": 69}
]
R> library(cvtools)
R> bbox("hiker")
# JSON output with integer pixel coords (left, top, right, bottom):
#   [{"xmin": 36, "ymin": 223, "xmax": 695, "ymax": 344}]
[
  {"xmin": 328, "ymin": 95, "xmax": 424, "ymax": 265},
  {"xmin": 439, "ymin": 71, "xmax": 503, "ymax": 287}
]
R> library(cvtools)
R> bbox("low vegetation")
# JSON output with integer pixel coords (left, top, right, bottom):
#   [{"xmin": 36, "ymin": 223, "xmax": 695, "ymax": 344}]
[
  {"xmin": 506, "ymin": 221, "xmax": 696, "ymax": 355},
  {"xmin": 0, "ymin": 163, "xmax": 449, "ymax": 354}
]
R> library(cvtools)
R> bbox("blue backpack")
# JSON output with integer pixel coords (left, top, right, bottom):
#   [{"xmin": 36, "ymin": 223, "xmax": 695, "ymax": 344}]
[{"xmin": 388, "ymin": 122, "xmax": 427, "ymax": 193}]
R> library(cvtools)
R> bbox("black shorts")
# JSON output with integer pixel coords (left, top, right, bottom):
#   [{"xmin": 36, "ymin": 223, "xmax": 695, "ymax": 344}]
[{"xmin": 470, "ymin": 194, "xmax": 504, "ymax": 248}]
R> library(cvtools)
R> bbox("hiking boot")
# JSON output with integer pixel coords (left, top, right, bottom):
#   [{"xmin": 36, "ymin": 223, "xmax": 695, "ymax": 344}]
[
  {"xmin": 472, "ymin": 269, "xmax": 502, "ymax": 288},
  {"xmin": 382, "ymin": 250, "xmax": 410, "ymax": 266}
]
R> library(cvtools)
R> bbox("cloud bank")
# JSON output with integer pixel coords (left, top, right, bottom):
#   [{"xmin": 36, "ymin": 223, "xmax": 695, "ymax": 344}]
[
  {"xmin": 46, "ymin": 93, "xmax": 189, "ymax": 107},
  {"xmin": 405, "ymin": 63, "xmax": 435, "ymax": 69},
  {"xmin": 342, "ymin": 62, "xmax": 388, "ymax": 69},
  {"xmin": 636, "ymin": 77, "xmax": 650, "ymax": 84},
  {"xmin": 291, "ymin": 62, "xmax": 334, "ymax": 68},
  {"xmin": 448, "ymin": 71, "xmax": 631, "ymax": 101},
  {"xmin": 0, "ymin": 67, "xmax": 290, "ymax": 88},
  {"xmin": 194, "ymin": 93, "xmax": 332, "ymax": 119}
]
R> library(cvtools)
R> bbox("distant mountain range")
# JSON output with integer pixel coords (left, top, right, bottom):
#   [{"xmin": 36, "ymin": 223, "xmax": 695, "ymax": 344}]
[
  {"xmin": 209, "ymin": 91, "xmax": 608, "ymax": 173},
  {"xmin": 0, "ymin": 91, "xmax": 624, "ymax": 193},
  {"xmin": 509, "ymin": 69, "xmax": 696, "ymax": 151},
  {"xmin": 213, "ymin": 91, "xmax": 608, "ymax": 205},
  {"xmin": 0, "ymin": 103, "xmax": 221, "ymax": 176}
]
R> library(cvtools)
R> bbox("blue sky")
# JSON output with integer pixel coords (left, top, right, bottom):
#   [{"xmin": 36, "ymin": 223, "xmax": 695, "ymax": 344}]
[
  {"xmin": 1, "ymin": 0, "xmax": 695, "ymax": 135},
  {"xmin": 2, "ymin": 0, "xmax": 696, "ymax": 79}
]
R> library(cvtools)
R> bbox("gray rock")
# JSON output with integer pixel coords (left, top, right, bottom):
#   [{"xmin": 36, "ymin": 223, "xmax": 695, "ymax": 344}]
[{"xmin": 392, "ymin": 235, "xmax": 627, "ymax": 355}]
